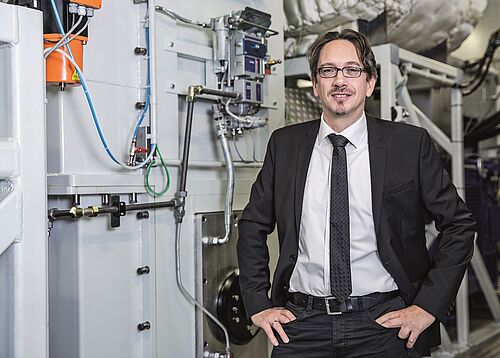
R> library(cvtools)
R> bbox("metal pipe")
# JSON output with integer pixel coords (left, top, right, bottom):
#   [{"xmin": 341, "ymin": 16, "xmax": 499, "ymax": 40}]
[
  {"xmin": 395, "ymin": 73, "xmax": 454, "ymax": 154},
  {"xmin": 203, "ymin": 121, "xmax": 235, "ymax": 245},
  {"xmin": 48, "ymin": 209, "xmax": 73, "ymax": 219},
  {"xmin": 48, "ymin": 199, "xmax": 176, "ymax": 221},
  {"xmin": 411, "ymin": 104, "xmax": 454, "ymax": 154},
  {"xmin": 200, "ymin": 87, "xmax": 239, "ymax": 99},
  {"xmin": 174, "ymin": 223, "xmax": 231, "ymax": 355},
  {"xmin": 187, "ymin": 85, "xmax": 239, "ymax": 102},
  {"xmin": 179, "ymin": 100, "xmax": 195, "ymax": 193},
  {"xmin": 403, "ymin": 66, "xmax": 456, "ymax": 87},
  {"xmin": 217, "ymin": 126, "xmax": 234, "ymax": 244},
  {"xmin": 163, "ymin": 159, "xmax": 263, "ymax": 168},
  {"xmin": 127, "ymin": 200, "xmax": 176, "ymax": 211}
]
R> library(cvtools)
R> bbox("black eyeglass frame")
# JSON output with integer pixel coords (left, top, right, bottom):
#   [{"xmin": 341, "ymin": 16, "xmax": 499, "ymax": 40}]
[{"xmin": 316, "ymin": 66, "xmax": 366, "ymax": 79}]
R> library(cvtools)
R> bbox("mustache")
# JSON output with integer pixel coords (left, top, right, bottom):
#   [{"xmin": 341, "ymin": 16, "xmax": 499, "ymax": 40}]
[{"xmin": 329, "ymin": 85, "xmax": 353, "ymax": 95}]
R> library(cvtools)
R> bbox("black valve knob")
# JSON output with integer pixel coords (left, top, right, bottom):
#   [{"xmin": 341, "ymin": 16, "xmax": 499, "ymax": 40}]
[{"xmin": 137, "ymin": 321, "xmax": 151, "ymax": 331}]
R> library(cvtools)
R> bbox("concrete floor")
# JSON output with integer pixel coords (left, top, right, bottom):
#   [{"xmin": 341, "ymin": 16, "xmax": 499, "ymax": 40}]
[{"xmin": 455, "ymin": 333, "xmax": 500, "ymax": 358}]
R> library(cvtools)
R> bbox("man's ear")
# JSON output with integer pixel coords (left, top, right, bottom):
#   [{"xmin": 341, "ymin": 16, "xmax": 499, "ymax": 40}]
[
  {"xmin": 365, "ymin": 75, "xmax": 377, "ymax": 98},
  {"xmin": 312, "ymin": 78, "xmax": 319, "ymax": 97}
]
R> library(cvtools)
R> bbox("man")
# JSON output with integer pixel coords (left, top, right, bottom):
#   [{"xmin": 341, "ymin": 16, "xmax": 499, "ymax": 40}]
[{"xmin": 237, "ymin": 29, "xmax": 476, "ymax": 357}]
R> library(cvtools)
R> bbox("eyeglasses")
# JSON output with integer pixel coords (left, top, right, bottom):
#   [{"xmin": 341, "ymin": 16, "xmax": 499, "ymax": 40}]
[{"xmin": 316, "ymin": 66, "xmax": 365, "ymax": 79}]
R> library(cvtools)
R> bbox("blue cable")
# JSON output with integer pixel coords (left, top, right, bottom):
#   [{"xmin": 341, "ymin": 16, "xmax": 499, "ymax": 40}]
[
  {"xmin": 133, "ymin": 26, "xmax": 151, "ymax": 138},
  {"xmin": 50, "ymin": 0, "xmax": 121, "ymax": 164}
]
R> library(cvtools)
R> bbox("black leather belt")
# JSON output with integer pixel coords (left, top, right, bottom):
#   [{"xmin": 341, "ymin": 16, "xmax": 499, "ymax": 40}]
[{"xmin": 289, "ymin": 291, "xmax": 399, "ymax": 315}]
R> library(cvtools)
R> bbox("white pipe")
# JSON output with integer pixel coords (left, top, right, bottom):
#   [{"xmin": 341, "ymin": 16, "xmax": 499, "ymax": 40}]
[
  {"xmin": 204, "ymin": 123, "xmax": 235, "ymax": 245},
  {"xmin": 148, "ymin": 0, "xmax": 158, "ymax": 145},
  {"xmin": 403, "ymin": 66, "xmax": 456, "ymax": 87}
]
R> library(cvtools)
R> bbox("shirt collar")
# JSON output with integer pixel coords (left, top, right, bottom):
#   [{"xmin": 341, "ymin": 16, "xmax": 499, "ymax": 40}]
[{"xmin": 317, "ymin": 113, "xmax": 367, "ymax": 149}]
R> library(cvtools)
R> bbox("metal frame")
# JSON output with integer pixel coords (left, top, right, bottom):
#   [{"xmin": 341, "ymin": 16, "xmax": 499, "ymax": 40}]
[
  {"xmin": 0, "ymin": 3, "xmax": 48, "ymax": 357},
  {"xmin": 284, "ymin": 44, "xmax": 500, "ymax": 356},
  {"xmin": 374, "ymin": 44, "xmax": 500, "ymax": 356}
]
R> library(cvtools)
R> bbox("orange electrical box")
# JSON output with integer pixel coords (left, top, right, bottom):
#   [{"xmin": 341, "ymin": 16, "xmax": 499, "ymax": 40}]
[
  {"xmin": 69, "ymin": 0, "xmax": 102, "ymax": 9},
  {"xmin": 44, "ymin": 34, "xmax": 87, "ymax": 85}
]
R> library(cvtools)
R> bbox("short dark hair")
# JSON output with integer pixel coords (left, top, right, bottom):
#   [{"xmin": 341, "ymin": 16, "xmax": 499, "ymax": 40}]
[{"xmin": 307, "ymin": 29, "xmax": 377, "ymax": 82}]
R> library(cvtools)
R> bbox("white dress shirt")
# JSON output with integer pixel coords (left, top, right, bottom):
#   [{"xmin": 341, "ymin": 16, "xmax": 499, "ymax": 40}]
[{"xmin": 289, "ymin": 113, "xmax": 398, "ymax": 296}]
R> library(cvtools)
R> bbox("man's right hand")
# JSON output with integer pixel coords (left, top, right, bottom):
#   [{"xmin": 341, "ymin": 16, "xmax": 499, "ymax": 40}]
[{"xmin": 251, "ymin": 307, "xmax": 296, "ymax": 346}]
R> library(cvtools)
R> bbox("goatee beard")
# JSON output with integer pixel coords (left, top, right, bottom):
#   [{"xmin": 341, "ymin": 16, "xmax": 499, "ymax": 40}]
[{"xmin": 335, "ymin": 103, "xmax": 347, "ymax": 116}]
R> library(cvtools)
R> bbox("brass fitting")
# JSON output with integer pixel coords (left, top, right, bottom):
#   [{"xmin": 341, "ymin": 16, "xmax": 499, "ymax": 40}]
[
  {"xmin": 187, "ymin": 85, "xmax": 204, "ymax": 102},
  {"xmin": 69, "ymin": 206, "xmax": 81, "ymax": 218},
  {"xmin": 84, "ymin": 206, "xmax": 99, "ymax": 217},
  {"xmin": 68, "ymin": 205, "xmax": 99, "ymax": 218},
  {"xmin": 266, "ymin": 58, "xmax": 282, "ymax": 66}
]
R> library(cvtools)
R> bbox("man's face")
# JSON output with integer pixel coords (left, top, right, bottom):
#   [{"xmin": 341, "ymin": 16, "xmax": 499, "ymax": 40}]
[{"xmin": 313, "ymin": 39, "xmax": 376, "ymax": 124}]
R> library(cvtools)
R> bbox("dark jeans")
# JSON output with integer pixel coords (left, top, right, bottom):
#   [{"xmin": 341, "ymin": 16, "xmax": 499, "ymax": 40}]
[{"xmin": 272, "ymin": 295, "xmax": 410, "ymax": 358}]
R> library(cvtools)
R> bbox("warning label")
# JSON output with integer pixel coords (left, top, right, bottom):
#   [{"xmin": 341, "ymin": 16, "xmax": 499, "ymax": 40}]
[{"xmin": 71, "ymin": 70, "xmax": 80, "ymax": 81}]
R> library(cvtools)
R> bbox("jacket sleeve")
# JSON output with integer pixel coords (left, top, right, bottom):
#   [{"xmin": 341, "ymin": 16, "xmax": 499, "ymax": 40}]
[
  {"xmin": 237, "ymin": 131, "xmax": 277, "ymax": 318},
  {"xmin": 412, "ymin": 129, "xmax": 476, "ymax": 323}
]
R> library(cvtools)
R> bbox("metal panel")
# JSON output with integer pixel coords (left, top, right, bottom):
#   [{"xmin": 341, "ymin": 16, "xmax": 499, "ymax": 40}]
[
  {"xmin": 48, "ymin": 194, "xmax": 154, "ymax": 358},
  {"xmin": 195, "ymin": 211, "xmax": 267, "ymax": 358},
  {"xmin": 44, "ymin": 1, "xmax": 285, "ymax": 358},
  {"xmin": 0, "ymin": 3, "xmax": 47, "ymax": 358},
  {"xmin": 0, "ymin": 3, "xmax": 19, "ymax": 45}
]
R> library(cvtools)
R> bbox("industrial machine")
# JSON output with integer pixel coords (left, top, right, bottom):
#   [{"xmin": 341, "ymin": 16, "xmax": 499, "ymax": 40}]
[
  {"xmin": 0, "ymin": 0, "xmax": 285, "ymax": 357},
  {"xmin": 1, "ymin": 1, "xmax": 498, "ymax": 357}
]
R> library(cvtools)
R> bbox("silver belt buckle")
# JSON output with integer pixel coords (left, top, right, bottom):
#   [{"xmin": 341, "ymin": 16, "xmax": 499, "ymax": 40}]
[{"xmin": 325, "ymin": 296, "xmax": 342, "ymax": 315}]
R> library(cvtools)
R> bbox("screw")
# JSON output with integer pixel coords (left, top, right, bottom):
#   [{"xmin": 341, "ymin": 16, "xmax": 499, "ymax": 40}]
[
  {"xmin": 137, "ymin": 211, "xmax": 150, "ymax": 219},
  {"xmin": 137, "ymin": 266, "xmax": 150, "ymax": 275},
  {"xmin": 101, "ymin": 194, "xmax": 110, "ymax": 206},
  {"xmin": 168, "ymin": 41, "xmax": 174, "ymax": 47},
  {"xmin": 137, "ymin": 321, "xmax": 151, "ymax": 331},
  {"xmin": 272, "ymin": 100, "xmax": 278, "ymax": 106},
  {"xmin": 135, "ymin": 102, "xmax": 146, "ymax": 110},
  {"xmin": 134, "ymin": 47, "xmax": 148, "ymax": 56},
  {"xmin": 72, "ymin": 194, "xmax": 80, "ymax": 206},
  {"xmin": 170, "ymin": 83, "xmax": 175, "ymax": 89}
]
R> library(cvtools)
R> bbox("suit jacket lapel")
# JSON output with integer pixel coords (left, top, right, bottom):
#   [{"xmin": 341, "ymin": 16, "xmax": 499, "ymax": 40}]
[
  {"xmin": 294, "ymin": 121, "xmax": 319, "ymax": 238},
  {"xmin": 367, "ymin": 116, "xmax": 386, "ymax": 238}
]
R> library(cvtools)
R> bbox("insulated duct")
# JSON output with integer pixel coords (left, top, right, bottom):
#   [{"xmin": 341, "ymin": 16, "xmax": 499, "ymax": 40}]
[{"xmin": 284, "ymin": 0, "xmax": 488, "ymax": 57}]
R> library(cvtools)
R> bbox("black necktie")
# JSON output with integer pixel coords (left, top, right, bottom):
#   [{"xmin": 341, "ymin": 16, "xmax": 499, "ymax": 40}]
[{"xmin": 328, "ymin": 134, "xmax": 352, "ymax": 300}]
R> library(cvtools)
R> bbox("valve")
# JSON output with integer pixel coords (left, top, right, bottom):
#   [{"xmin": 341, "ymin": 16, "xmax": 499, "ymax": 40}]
[{"xmin": 265, "ymin": 57, "xmax": 282, "ymax": 74}]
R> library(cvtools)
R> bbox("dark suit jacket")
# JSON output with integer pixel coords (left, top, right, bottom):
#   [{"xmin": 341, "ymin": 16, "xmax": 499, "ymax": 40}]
[{"xmin": 237, "ymin": 116, "xmax": 475, "ymax": 355}]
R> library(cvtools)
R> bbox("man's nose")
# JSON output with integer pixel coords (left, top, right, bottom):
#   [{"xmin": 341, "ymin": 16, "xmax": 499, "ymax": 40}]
[{"xmin": 332, "ymin": 71, "xmax": 348, "ymax": 87}]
